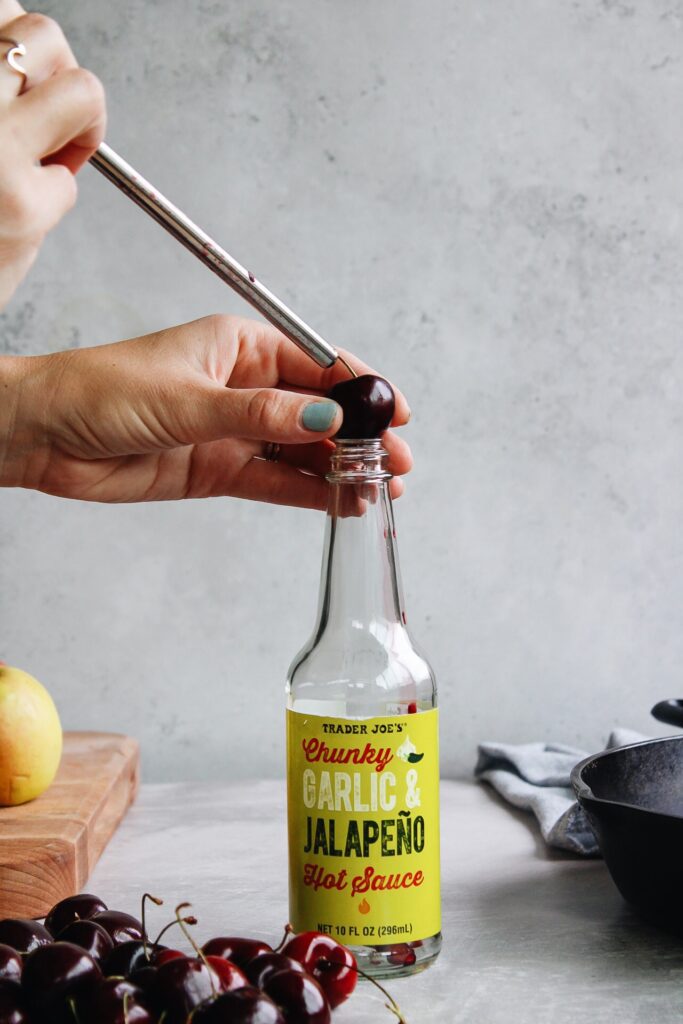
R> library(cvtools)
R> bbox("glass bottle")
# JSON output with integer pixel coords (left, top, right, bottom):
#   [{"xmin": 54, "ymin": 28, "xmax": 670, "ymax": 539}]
[{"xmin": 286, "ymin": 438, "xmax": 441, "ymax": 979}]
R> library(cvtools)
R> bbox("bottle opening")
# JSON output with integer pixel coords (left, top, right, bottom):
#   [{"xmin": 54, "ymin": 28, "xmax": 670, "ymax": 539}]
[{"xmin": 327, "ymin": 438, "xmax": 391, "ymax": 484}]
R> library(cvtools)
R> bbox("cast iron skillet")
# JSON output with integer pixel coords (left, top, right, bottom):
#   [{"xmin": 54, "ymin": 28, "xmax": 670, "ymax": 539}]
[{"xmin": 571, "ymin": 700, "xmax": 683, "ymax": 924}]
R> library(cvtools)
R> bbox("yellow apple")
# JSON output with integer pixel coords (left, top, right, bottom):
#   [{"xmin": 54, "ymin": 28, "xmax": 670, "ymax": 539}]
[{"xmin": 0, "ymin": 665, "xmax": 63, "ymax": 805}]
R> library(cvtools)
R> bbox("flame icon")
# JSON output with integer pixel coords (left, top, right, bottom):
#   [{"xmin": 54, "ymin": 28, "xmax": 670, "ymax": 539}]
[{"xmin": 358, "ymin": 898, "xmax": 371, "ymax": 915}]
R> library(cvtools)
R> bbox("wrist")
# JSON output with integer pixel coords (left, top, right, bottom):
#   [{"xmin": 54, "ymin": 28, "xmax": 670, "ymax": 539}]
[{"xmin": 0, "ymin": 354, "xmax": 46, "ymax": 489}]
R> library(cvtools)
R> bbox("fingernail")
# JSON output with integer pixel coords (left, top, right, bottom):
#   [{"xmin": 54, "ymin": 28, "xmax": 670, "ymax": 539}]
[{"xmin": 302, "ymin": 400, "xmax": 339, "ymax": 432}]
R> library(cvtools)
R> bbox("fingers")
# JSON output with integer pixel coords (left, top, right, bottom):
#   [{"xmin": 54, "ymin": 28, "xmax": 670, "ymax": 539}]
[
  {"xmin": 223, "ymin": 458, "xmax": 329, "ymax": 509},
  {"xmin": 198, "ymin": 384, "xmax": 343, "ymax": 446},
  {"xmin": 187, "ymin": 445, "xmax": 405, "ymax": 508},
  {"xmin": 14, "ymin": 66, "xmax": 106, "ymax": 168},
  {"xmin": 0, "ymin": 2, "xmax": 26, "ymax": 29},
  {"xmin": 377, "ymin": 429, "xmax": 413, "ymax": 475},
  {"xmin": 218, "ymin": 318, "xmax": 411, "ymax": 426},
  {"xmin": 0, "ymin": 161, "xmax": 75, "ymax": 243},
  {"xmin": 0, "ymin": 12, "xmax": 76, "ymax": 102},
  {"xmin": 29, "ymin": 162, "xmax": 77, "ymax": 232},
  {"xmin": 390, "ymin": 476, "xmax": 405, "ymax": 500}
]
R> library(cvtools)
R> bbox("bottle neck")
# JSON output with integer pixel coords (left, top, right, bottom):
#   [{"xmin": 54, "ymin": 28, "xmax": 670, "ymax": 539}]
[{"xmin": 313, "ymin": 440, "xmax": 406, "ymax": 636}]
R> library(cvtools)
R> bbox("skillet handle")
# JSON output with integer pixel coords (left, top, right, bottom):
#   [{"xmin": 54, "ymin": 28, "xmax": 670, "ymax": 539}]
[{"xmin": 651, "ymin": 699, "xmax": 683, "ymax": 728}]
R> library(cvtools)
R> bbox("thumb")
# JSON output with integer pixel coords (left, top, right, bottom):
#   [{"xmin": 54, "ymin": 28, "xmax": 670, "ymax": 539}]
[{"xmin": 204, "ymin": 386, "xmax": 342, "ymax": 443}]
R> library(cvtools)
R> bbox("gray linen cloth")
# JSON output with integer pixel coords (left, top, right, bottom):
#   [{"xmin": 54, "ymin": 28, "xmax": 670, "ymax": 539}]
[{"xmin": 475, "ymin": 729, "xmax": 646, "ymax": 856}]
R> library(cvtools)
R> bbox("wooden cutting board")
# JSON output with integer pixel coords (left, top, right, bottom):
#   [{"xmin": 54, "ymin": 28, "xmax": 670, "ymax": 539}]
[{"xmin": 0, "ymin": 731, "xmax": 139, "ymax": 918}]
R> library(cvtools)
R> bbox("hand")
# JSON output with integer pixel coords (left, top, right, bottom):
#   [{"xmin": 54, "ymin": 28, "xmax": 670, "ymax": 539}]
[
  {"xmin": 0, "ymin": 2, "xmax": 106, "ymax": 309},
  {"xmin": 1, "ymin": 315, "xmax": 412, "ymax": 508}
]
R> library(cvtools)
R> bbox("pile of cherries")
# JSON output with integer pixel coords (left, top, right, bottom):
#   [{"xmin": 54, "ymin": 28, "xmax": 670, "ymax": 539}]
[{"xmin": 0, "ymin": 894, "xmax": 404, "ymax": 1024}]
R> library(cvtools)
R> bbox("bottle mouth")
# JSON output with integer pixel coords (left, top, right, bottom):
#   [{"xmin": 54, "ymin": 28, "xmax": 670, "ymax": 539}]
[
  {"xmin": 333, "ymin": 437, "xmax": 385, "ymax": 451},
  {"xmin": 327, "ymin": 437, "xmax": 391, "ymax": 483}
]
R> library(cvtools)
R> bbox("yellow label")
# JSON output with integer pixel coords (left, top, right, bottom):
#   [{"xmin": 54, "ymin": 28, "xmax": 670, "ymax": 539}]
[{"xmin": 286, "ymin": 708, "xmax": 440, "ymax": 944}]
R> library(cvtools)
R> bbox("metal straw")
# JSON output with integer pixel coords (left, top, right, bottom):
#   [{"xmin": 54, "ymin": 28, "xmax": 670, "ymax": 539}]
[{"xmin": 89, "ymin": 143, "xmax": 351, "ymax": 372}]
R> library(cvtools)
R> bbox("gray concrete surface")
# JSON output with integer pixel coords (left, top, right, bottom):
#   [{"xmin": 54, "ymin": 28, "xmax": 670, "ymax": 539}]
[
  {"xmin": 88, "ymin": 779, "xmax": 683, "ymax": 1023},
  {"xmin": 2, "ymin": 1, "xmax": 683, "ymax": 781}
]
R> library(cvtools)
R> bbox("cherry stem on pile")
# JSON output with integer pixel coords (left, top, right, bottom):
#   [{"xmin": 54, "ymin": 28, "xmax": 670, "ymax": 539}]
[
  {"xmin": 141, "ymin": 892, "xmax": 164, "ymax": 961},
  {"xmin": 152, "ymin": 911, "xmax": 198, "ymax": 950},
  {"xmin": 338, "ymin": 355, "xmax": 358, "ymax": 379},
  {"xmin": 319, "ymin": 959, "xmax": 408, "ymax": 1024},
  {"xmin": 68, "ymin": 996, "xmax": 82, "ymax": 1024},
  {"xmin": 173, "ymin": 903, "xmax": 217, "ymax": 999},
  {"xmin": 273, "ymin": 923, "xmax": 294, "ymax": 953},
  {"xmin": 123, "ymin": 991, "xmax": 132, "ymax": 1024}
]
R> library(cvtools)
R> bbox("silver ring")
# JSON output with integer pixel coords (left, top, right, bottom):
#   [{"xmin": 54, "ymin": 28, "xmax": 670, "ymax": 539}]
[
  {"xmin": 0, "ymin": 38, "xmax": 28, "ymax": 92},
  {"xmin": 262, "ymin": 442, "xmax": 282, "ymax": 463}
]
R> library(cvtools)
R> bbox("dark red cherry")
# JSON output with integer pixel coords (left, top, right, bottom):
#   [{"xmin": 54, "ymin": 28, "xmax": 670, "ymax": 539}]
[
  {"xmin": 191, "ymin": 986, "xmax": 285, "ymax": 1023},
  {"xmin": 0, "ymin": 920, "xmax": 52, "ymax": 956},
  {"xmin": 0, "ymin": 946, "xmax": 22, "ymax": 986},
  {"xmin": 92, "ymin": 910, "xmax": 144, "ymax": 945},
  {"xmin": 202, "ymin": 937, "xmax": 272, "ymax": 968},
  {"xmin": 79, "ymin": 977, "xmax": 154, "ymax": 1024},
  {"xmin": 244, "ymin": 952, "xmax": 304, "ymax": 990},
  {"xmin": 129, "ymin": 963, "xmax": 158, "ymax": 999},
  {"xmin": 57, "ymin": 919, "xmax": 115, "ymax": 963},
  {"xmin": 282, "ymin": 932, "xmax": 357, "ymax": 1008},
  {"xmin": 0, "ymin": 986, "xmax": 30, "ymax": 1024},
  {"xmin": 127, "ymin": 951, "xmax": 181, "ymax": 1010},
  {"xmin": 327, "ymin": 374, "xmax": 395, "ymax": 439},
  {"xmin": 21, "ymin": 941, "xmax": 102, "ymax": 1022},
  {"xmin": 45, "ymin": 893, "xmax": 108, "ymax": 936},
  {"xmin": 205, "ymin": 955, "xmax": 248, "ymax": 992},
  {"xmin": 153, "ymin": 957, "xmax": 226, "ymax": 1023},
  {"xmin": 103, "ymin": 939, "xmax": 149, "ymax": 977},
  {"xmin": 263, "ymin": 970, "xmax": 331, "ymax": 1024}
]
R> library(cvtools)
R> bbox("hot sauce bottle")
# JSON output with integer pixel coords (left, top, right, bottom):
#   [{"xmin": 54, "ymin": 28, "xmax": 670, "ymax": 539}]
[{"xmin": 286, "ymin": 376, "xmax": 441, "ymax": 978}]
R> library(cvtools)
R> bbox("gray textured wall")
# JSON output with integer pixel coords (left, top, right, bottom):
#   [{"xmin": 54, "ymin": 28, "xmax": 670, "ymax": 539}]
[{"xmin": 2, "ymin": 0, "xmax": 682, "ymax": 782}]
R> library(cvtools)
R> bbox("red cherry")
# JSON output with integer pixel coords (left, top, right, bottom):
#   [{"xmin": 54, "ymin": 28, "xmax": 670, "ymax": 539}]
[
  {"xmin": 0, "ymin": 920, "xmax": 52, "ymax": 955},
  {"xmin": 45, "ymin": 894, "xmax": 108, "ymax": 936},
  {"xmin": 21, "ymin": 941, "xmax": 102, "ymax": 1023},
  {"xmin": 282, "ymin": 932, "xmax": 357, "ymax": 1008},
  {"xmin": 92, "ymin": 910, "xmax": 144, "ymax": 945},
  {"xmin": 79, "ymin": 977, "xmax": 154, "ymax": 1024},
  {"xmin": 205, "ymin": 955, "xmax": 249, "ymax": 992},
  {"xmin": 191, "ymin": 986, "xmax": 285, "ymax": 1023},
  {"xmin": 0, "ymin": 985, "xmax": 30, "ymax": 1024},
  {"xmin": 57, "ymin": 919, "xmax": 115, "ymax": 963},
  {"xmin": 202, "ymin": 937, "xmax": 272, "ymax": 968},
  {"xmin": 244, "ymin": 952, "xmax": 304, "ymax": 990},
  {"xmin": 386, "ymin": 943, "xmax": 417, "ymax": 967},
  {"xmin": 0, "ymin": 945, "xmax": 22, "ymax": 985},
  {"xmin": 327, "ymin": 374, "xmax": 395, "ymax": 439},
  {"xmin": 263, "ymin": 970, "xmax": 331, "ymax": 1024},
  {"xmin": 153, "ymin": 948, "xmax": 186, "ymax": 966}
]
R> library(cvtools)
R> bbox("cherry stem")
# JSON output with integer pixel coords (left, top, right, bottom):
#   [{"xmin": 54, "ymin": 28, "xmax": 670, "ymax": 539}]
[
  {"xmin": 123, "ymin": 991, "xmax": 131, "ymax": 1024},
  {"xmin": 68, "ymin": 997, "xmax": 82, "ymax": 1024},
  {"xmin": 152, "ymin": 913, "xmax": 198, "ymax": 950},
  {"xmin": 274, "ymin": 923, "xmax": 294, "ymax": 953},
  {"xmin": 319, "ymin": 958, "xmax": 408, "ymax": 1024},
  {"xmin": 141, "ymin": 893, "xmax": 164, "ymax": 961},
  {"xmin": 173, "ymin": 903, "xmax": 217, "ymax": 999},
  {"xmin": 338, "ymin": 355, "xmax": 358, "ymax": 379}
]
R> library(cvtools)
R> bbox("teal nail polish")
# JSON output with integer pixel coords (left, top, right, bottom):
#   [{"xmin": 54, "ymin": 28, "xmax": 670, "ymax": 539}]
[{"xmin": 302, "ymin": 401, "xmax": 338, "ymax": 432}]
